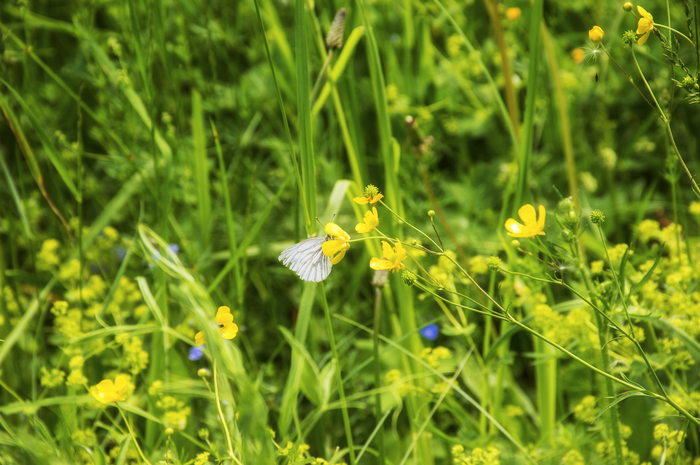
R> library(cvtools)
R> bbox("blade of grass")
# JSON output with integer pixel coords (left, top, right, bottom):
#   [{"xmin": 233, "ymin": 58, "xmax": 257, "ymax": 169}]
[
  {"xmin": 192, "ymin": 90, "xmax": 211, "ymax": 249},
  {"xmin": 295, "ymin": 0, "xmax": 317, "ymax": 234}
]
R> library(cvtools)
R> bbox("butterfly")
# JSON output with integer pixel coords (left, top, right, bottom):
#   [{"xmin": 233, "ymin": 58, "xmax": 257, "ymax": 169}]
[{"xmin": 279, "ymin": 236, "xmax": 332, "ymax": 282}]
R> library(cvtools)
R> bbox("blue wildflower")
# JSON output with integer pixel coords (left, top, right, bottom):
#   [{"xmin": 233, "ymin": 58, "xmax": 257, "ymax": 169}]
[
  {"xmin": 189, "ymin": 345, "xmax": 205, "ymax": 361},
  {"xmin": 420, "ymin": 324, "xmax": 439, "ymax": 341}
]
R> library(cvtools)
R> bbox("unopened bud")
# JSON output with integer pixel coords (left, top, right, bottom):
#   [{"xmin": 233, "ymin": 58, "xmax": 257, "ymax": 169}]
[
  {"xmin": 487, "ymin": 256, "xmax": 502, "ymax": 272},
  {"xmin": 428, "ymin": 210, "xmax": 436, "ymax": 217},
  {"xmin": 326, "ymin": 8, "xmax": 346, "ymax": 49},
  {"xmin": 165, "ymin": 427, "xmax": 174, "ymax": 436},
  {"xmin": 623, "ymin": 2, "xmax": 633, "ymax": 11},
  {"xmin": 197, "ymin": 368, "xmax": 210, "ymax": 378},
  {"xmin": 511, "ymin": 240, "xmax": 520, "ymax": 248},
  {"xmin": 402, "ymin": 270, "xmax": 417, "ymax": 286},
  {"xmin": 590, "ymin": 209, "xmax": 605, "ymax": 224}
]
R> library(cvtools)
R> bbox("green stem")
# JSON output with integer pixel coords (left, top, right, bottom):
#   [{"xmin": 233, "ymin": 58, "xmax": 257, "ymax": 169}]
[
  {"xmin": 320, "ymin": 283, "xmax": 356, "ymax": 464},
  {"xmin": 631, "ymin": 49, "xmax": 700, "ymax": 198},
  {"xmin": 372, "ymin": 288, "xmax": 386, "ymax": 465},
  {"xmin": 117, "ymin": 404, "xmax": 152, "ymax": 465},
  {"xmin": 213, "ymin": 361, "xmax": 240, "ymax": 464}
]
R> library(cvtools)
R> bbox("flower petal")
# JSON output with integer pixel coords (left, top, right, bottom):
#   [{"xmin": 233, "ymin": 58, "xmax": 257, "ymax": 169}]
[
  {"xmin": 322, "ymin": 239, "xmax": 345, "ymax": 257},
  {"xmin": 215, "ymin": 306, "xmax": 233, "ymax": 325},
  {"xmin": 637, "ymin": 5, "xmax": 652, "ymax": 20},
  {"xmin": 220, "ymin": 322, "xmax": 239, "ymax": 339},
  {"xmin": 195, "ymin": 331, "xmax": 206, "ymax": 346},
  {"xmin": 324, "ymin": 222, "xmax": 349, "ymax": 240},
  {"xmin": 536, "ymin": 205, "xmax": 546, "ymax": 233},
  {"xmin": 355, "ymin": 223, "xmax": 372, "ymax": 233},
  {"xmin": 331, "ymin": 247, "xmax": 348, "ymax": 265},
  {"xmin": 370, "ymin": 258, "xmax": 394, "ymax": 270},
  {"xmin": 394, "ymin": 240, "xmax": 406, "ymax": 263},
  {"xmin": 381, "ymin": 241, "xmax": 393, "ymax": 259},
  {"xmin": 505, "ymin": 218, "xmax": 524, "ymax": 235},
  {"xmin": 114, "ymin": 374, "xmax": 131, "ymax": 398},
  {"xmin": 353, "ymin": 196, "xmax": 369, "ymax": 205},
  {"xmin": 637, "ymin": 30, "xmax": 651, "ymax": 45},
  {"xmin": 517, "ymin": 204, "xmax": 537, "ymax": 227}
]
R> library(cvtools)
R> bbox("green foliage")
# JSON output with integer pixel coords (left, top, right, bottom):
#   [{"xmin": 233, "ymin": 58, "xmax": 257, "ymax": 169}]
[{"xmin": 1, "ymin": 0, "xmax": 700, "ymax": 463}]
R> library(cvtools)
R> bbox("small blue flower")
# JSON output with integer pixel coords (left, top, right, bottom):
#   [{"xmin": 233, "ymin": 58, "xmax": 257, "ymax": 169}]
[
  {"xmin": 420, "ymin": 324, "xmax": 439, "ymax": 341},
  {"xmin": 148, "ymin": 244, "xmax": 180, "ymax": 270},
  {"xmin": 189, "ymin": 345, "xmax": 205, "ymax": 361},
  {"xmin": 115, "ymin": 246, "xmax": 127, "ymax": 261}
]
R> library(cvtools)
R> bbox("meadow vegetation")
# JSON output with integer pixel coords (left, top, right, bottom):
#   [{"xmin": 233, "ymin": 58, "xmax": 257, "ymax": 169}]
[{"xmin": 1, "ymin": 0, "xmax": 700, "ymax": 463}]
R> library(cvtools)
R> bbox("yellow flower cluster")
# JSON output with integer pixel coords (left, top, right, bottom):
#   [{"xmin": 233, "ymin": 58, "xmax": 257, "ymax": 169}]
[
  {"xmin": 123, "ymin": 336, "xmax": 149, "ymax": 375},
  {"xmin": 420, "ymin": 346, "xmax": 451, "ymax": 368},
  {"xmin": 452, "ymin": 445, "xmax": 501, "ymax": 465}
]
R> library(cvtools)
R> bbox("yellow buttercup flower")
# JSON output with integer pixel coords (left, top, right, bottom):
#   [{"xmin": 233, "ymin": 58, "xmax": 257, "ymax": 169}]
[
  {"xmin": 636, "ymin": 6, "xmax": 654, "ymax": 45},
  {"xmin": 90, "ymin": 374, "xmax": 131, "ymax": 404},
  {"xmin": 505, "ymin": 205, "xmax": 546, "ymax": 238},
  {"xmin": 195, "ymin": 306, "xmax": 239, "ymax": 345},
  {"xmin": 322, "ymin": 223, "xmax": 351, "ymax": 265},
  {"xmin": 505, "ymin": 7, "xmax": 521, "ymax": 20},
  {"xmin": 588, "ymin": 25, "xmax": 604, "ymax": 42},
  {"xmin": 356, "ymin": 207, "xmax": 379, "ymax": 233},
  {"xmin": 370, "ymin": 240, "xmax": 406, "ymax": 272},
  {"xmin": 353, "ymin": 184, "xmax": 384, "ymax": 206}
]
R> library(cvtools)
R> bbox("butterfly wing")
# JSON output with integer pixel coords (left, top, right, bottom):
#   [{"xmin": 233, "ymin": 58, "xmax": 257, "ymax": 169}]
[{"xmin": 279, "ymin": 237, "xmax": 332, "ymax": 282}]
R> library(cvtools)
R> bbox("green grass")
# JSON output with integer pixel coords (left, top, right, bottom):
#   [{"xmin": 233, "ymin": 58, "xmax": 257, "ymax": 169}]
[{"xmin": 2, "ymin": 0, "xmax": 700, "ymax": 464}]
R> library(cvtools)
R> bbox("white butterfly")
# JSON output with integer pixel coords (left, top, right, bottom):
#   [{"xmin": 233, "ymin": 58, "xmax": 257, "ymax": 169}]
[{"xmin": 279, "ymin": 236, "xmax": 332, "ymax": 282}]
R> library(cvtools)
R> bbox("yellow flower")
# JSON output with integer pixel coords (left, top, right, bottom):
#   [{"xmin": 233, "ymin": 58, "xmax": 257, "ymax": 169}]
[
  {"xmin": 588, "ymin": 25, "xmax": 604, "ymax": 42},
  {"xmin": 355, "ymin": 207, "xmax": 379, "ymax": 233},
  {"xmin": 195, "ymin": 306, "xmax": 239, "ymax": 345},
  {"xmin": 636, "ymin": 6, "xmax": 654, "ymax": 45},
  {"xmin": 505, "ymin": 7, "xmax": 521, "ymax": 20},
  {"xmin": 353, "ymin": 184, "xmax": 384, "ymax": 206},
  {"xmin": 571, "ymin": 48, "xmax": 584, "ymax": 64},
  {"xmin": 322, "ymin": 223, "xmax": 351, "ymax": 265},
  {"xmin": 90, "ymin": 374, "xmax": 131, "ymax": 404},
  {"xmin": 370, "ymin": 240, "xmax": 406, "ymax": 272},
  {"xmin": 505, "ymin": 205, "xmax": 546, "ymax": 238}
]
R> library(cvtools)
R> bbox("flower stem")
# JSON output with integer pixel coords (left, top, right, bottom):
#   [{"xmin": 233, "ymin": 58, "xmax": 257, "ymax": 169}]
[
  {"xmin": 213, "ymin": 360, "xmax": 241, "ymax": 464},
  {"xmin": 372, "ymin": 287, "xmax": 386, "ymax": 465},
  {"xmin": 116, "ymin": 404, "xmax": 152, "ymax": 465},
  {"xmin": 378, "ymin": 200, "xmax": 442, "ymax": 251},
  {"xmin": 630, "ymin": 50, "xmax": 700, "ymax": 198},
  {"xmin": 320, "ymin": 283, "xmax": 356, "ymax": 464}
]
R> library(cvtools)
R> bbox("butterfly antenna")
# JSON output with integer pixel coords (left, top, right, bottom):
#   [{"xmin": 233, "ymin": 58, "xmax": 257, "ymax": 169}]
[{"xmin": 315, "ymin": 217, "xmax": 324, "ymax": 229}]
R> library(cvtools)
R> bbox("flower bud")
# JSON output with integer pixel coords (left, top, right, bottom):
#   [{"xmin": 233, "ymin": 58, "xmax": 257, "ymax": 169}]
[
  {"xmin": 197, "ymin": 368, "xmax": 210, "ymax": 378},
  {"xmin": 590, "ymin": 209, "xmax": 605, "ymax": 224},
  {"xmin": 487, "ymin": 256, "xmax": 502, "ymax": 272},
  {"xmin": 198, "ymin": 428, "xmax": 209, "ymax": 439},
  {"xmin": 589, "ymin": 26, "xmax": 605, "ymax": 42},
  {"xmin": 623, "ymin": 2, "xmax": 633, "ymax": 11},
  {"xmin": 165, "ymin": 427, "xmax": 174, "ymax": 436},
  {"xmin": 402, "ymin": 270, "xmax": 417, "ymax": 286},
  {"xmin": 326, "ymin": 8, "xmax": 346, "ymax": 49},
  {"xmin": 428, "ymin": 210, "xmax": 436, "ymax": 217},
  {"xmin": 511, "ymin": 240, "xmax": 520, "ymax": 248}
]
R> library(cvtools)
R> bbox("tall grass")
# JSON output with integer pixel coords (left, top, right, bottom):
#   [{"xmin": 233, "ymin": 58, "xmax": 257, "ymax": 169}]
[{"xmin": 1, "ymin": 0, "xmax": 700, "ymax": 464}]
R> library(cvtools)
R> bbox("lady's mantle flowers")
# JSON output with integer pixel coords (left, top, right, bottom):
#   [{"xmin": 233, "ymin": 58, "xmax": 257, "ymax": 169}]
[
  {"xmin": 354, "ymin": 184, "xmax": 384, "ymax": 206},
  {"xmin": 588, "ymin": 26, "xmax": 604, "ymax": 42},
  {"xmin": 505, "ymin": 205, "xmax": 546, "ymax": 238},
  {"xmin": 356, "ymin": 207, "xmax": 379, "ymax": 233},
  {"xmin": 370, "ymin": 240, "xmax": 406, "ymax": 272},
  {"xmin": 91, "ymin": 374, "xmax": 131, "ymax": 404},
  {"xmin": 636, "ymin": 6, "xmax": 654, "ymax": 45},
  {"xmin": 322, "ymin": 223, "xmax": 351, "ymax": 264},
  {"xmin": 195, "ymin": 306, "xmax": 239, "ymax": 345}
]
